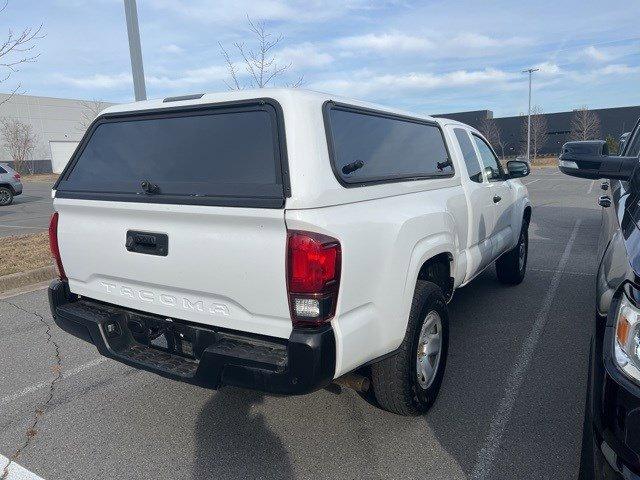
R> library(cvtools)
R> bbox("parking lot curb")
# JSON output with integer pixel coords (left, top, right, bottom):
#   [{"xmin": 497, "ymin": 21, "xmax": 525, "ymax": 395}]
[{"xmin": 0, "ymin": 265, "xmax": 55, "ymax": 293}]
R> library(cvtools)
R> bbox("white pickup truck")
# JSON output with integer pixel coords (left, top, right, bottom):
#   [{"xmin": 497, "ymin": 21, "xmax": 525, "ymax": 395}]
[{"xmin": 48, "ymin": 89, "xmax": 531, "ymax": 415}]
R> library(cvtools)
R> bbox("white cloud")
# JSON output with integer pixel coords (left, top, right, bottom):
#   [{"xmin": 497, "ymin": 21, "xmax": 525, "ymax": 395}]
[
  {"xmin": 336, "ymin": 33, "xmax": 433, "ymax": 53},
  {"xmin": 335, "ymin": 31, "xmax": 532, "ymax": 57},
  {"xmin": 148, "ymin": 0, "xmax": 372, "ymax": 24},
  {"xmin": 276, "ymin": 43, "xmax": 334, "ymax": 69},
  {"xmin": 582, "ymin": 45, "xmax": 608, "ymax": 62},
  {"xmin": 596, "ymin": 64, "xmax": 640, "ymax": 75},
  {"xmin": 451, "ymin": 33, "xmax": 531, "ymax": 49},
  {"xmin": 558, "ymin": 63, "xmax": 640, "ymax": 85},
  {"xmin": 147, "ymin": 65, "xmax": 230, "ymax": 88},
  {"xmin": 310, "ymin": 67, "xmax": 517, "ymax": 97},
  {"xmin": 53, "ymin": 64, "xmax": 231, "ymax": 90},
  {"xmin": 161, "ymin": 44, "xmax": 184, "ymax": 54},
  {"xmin": 533, "ymin": 62, "xmax": 562, "ymax": 76},
  {"xmin": 53, "ymin": 72, "xmax": 132, "ymax": 89}
]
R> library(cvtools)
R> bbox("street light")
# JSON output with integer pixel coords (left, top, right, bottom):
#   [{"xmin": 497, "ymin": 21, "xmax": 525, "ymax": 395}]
[
  {"xmin": 124, "ymin": 0, "xmax": 147, "ymax": 101},
  {"xmin": 522, "ymin": 68, "xmax": 539, "ymax": 161}
]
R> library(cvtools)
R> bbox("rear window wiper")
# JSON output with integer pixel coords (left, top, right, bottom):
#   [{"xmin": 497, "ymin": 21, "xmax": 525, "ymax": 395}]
[
  {"xmin": 140, "ymin": 180, "xmax": 160, "ymax": 195},
  {"xmin": 437, "ymin": 158, "xmax": 453, "ymax": 171},
  {"xmin": 342, "ymin": 160, "xmax": 365, "ymax": 175}
]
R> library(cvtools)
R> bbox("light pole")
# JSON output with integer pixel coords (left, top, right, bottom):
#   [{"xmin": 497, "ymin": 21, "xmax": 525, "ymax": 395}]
[
  {"xmin": 522, "ymin": 68, "xmax": 538, "ymax": 160},
  {"xmin": 124, "ymin": 0, "xmax": 147, "ymax": 101}
]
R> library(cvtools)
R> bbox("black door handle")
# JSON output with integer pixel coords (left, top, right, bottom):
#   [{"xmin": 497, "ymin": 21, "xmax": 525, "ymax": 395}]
[{"xmin": 493, "ymin": 195, "xmax": 502, "ymax": 203}]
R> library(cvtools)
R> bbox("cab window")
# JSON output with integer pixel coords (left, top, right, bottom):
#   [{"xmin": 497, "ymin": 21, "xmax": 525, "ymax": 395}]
[
  {"xmin": 473, "ymin": 135, "xmax": 504, "ymax": 181},
  {"xmin": 454, "ymin": 128, "xmax": 483, "ymax": 183},
  {"xmin": 626, "ymin": 128, "xmax": 640, "ymax": 158}
]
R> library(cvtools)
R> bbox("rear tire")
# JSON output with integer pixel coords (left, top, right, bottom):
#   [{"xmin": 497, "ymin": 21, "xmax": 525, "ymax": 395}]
[
  {"xmin": 371, "ymin": 281, "xmax": 449, "ymax": 416},
  {"xmin": 0, "ymin": 187, "xmax": 13, "ymax": 206},
  {"xmin": 496, "ymin": 221, "xmax": 528, "ymax": 285}
]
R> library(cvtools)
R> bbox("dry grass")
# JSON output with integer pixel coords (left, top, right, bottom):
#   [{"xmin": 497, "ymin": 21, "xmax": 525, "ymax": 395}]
[
  {"xmin": 530, "ymin": 156, "xmax": 558, "ymax": 168},
  {"xmin": 20, "ymin": 173, "xmax": 59, "ymax": 183},
  {"xmin": 0, "ymin": 232, "xmax": 53, "ymax": 276}
]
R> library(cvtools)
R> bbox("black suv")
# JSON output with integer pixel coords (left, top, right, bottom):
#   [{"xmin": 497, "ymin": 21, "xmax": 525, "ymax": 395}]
[{"xmin": 560, "ymin": 120, "xmax": 640, "ymax": 479}]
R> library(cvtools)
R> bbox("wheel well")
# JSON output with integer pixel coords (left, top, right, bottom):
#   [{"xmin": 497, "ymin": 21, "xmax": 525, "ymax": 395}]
[
  {"xmin": 523, "ymin": 206, "xmax": 532, "ymax": 227},
  {"xmin": 0, "ymin": 183, "xmax": 14, "ymax": 194},
  {"xmin": 417, "ymin": 252, "xmax": 453, "ymax": 301}
]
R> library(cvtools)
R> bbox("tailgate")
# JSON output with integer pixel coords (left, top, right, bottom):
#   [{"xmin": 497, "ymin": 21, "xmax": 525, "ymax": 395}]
[
  {"xmin": 55, "ymin": 200, "xmax": 292, "ymax": 338},
  {"xmin": 52, "ymin": 99, "xmax": 293, "ymax": 339}
]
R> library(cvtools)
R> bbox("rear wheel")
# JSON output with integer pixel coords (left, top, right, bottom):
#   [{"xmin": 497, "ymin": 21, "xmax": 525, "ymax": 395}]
[
  {"xmin": 496, "ymin": 221, "xmax": 528, "ymax": 285},
  {"xmin": 0, "ymin": 187, "xmax": 13, "ymax": 206},
  {"xmin": 371, "ymin": 281, "xmax": 449, "ymax": 415}
]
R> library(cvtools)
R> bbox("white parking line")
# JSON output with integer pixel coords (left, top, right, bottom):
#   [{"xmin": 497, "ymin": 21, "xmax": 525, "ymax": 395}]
[
  {"xmin": 588, "ymin": 180, "xmax": 595, "ymax": 194},
  {"xmin": 0, "ymin": 357, "xmax": 107, "ymax": 406},
  {"xmin": 523, "ymin": 179, "xmax": 540, "ymax": 185},
  {"xmin": 1, "ymin": 454, "xmax": 45, "ymax": 479},
  {"xmin": 471, "ymin": 219, "xmax": 581, "ymax": 480}
]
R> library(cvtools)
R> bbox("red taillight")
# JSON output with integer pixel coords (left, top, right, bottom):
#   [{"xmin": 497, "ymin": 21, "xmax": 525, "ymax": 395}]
[
  {"xmin": 48, "ymin": 212, "xmax": 66, "ymax": 280},
  {"xmin": 287, "ymin": 230, "xmax": 341, "ymax": 326},
  {"xmin": 13, "ymin": 173, "xmax": 20, "ymax": 180}
]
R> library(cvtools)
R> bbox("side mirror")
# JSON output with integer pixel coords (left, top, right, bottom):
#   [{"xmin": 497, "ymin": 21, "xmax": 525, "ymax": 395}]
[
  {"xmin": 558, "ymin": 140, "xmax": 638, "ymax": 180},
  {"xmin": 506, "ymin": 160, "xmax": 530, "ymax": 178}
]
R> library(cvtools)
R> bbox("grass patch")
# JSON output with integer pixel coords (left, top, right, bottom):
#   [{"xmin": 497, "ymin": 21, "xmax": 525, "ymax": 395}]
[
  {"xmin": 0, "ymin": 233, "xmax": 52, "ymax": 276},
  {"xmin": 530, "ymin": 156, "xmax": 557, "ymax": 167},
  {"xmin": 21, "ymin": 173, "xmax": 60, "ymax": 183}
]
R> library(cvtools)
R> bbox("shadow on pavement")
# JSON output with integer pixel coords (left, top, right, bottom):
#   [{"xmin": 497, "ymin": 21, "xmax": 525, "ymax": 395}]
[
  {"xmin": 426, "ymin": 204, "xmax": 599, "ymax": 478},
  {"xmin": 193, "ymin": 388, "xmax": 294, "ymax": 480}
]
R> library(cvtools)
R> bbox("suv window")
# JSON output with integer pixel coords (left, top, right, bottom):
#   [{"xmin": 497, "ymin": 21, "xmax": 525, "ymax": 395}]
[
  {"xmin": 326, "ymin": 105, "xmax": 452, "ymax": 185},
  {"xmin": 626, "ymin": 128, "xmax": 640, "ymax": 158},
  {"xmin": 454, "ymin": 128, "xmax": 483, "ymax": 183},
  {"xmin": 473, "ymin": 135, "xmax": 504, "ymax": 181},
  {"xmin": 56, "ymin": 103, "xmax": 288, "ymax": 207},
  {"xmin": 0, "ymin": 166, "xmax": 6, "ymax": 174}
]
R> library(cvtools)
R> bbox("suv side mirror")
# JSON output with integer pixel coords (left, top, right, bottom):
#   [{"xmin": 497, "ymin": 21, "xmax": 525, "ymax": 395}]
[
  {"xmin": 506, "ymin": 160, "xmax": 530, "ymax": 178},
  {"xmin": 558, "ymin": 140, "xmax": 638, "ymax": 180}
]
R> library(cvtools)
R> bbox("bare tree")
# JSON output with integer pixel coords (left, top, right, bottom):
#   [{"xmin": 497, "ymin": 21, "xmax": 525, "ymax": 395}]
[
  {"xmin": 1, "ymin": 118, "xmax": 37, "ymax": 173},
  {"xmin": 520, "ymin": 106, "xmax": 548, "ymax": 158},
  {"xmin": 0, "ymin": 1, "xmax": 44, "ymax": 105},
  {"xmin": 479, "ymin": 116, "xmax": 506, "ymax": 159},
  {"xmin": 570, "ymin": 106, "xmax": 601, "ymax": 141},
  {"xmin": 219, "ymin": 16, "xmax": 303, "ymax": 90},
  {"xmin": 77, "ymin": 99, "xmax": 107, "ymax": 131}
]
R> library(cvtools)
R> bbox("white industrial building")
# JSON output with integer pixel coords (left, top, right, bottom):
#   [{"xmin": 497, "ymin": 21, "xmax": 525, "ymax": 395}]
[{"xmin": 0, "ymin": 93, "xmax": 114, "ymax": 173}]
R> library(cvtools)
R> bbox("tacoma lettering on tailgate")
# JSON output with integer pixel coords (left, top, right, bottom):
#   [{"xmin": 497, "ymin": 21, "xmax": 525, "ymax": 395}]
[{"xmin": 99, "ymin": 282, "xmax": 230, "ymax": 317}]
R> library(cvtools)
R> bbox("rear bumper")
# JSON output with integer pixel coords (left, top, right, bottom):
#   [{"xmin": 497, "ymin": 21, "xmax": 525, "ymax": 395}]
[
  {"xmin": 12, "ymin": 182, "xmax": 22, "ymax": 195},
  {"xmin": 48, "ymin": 280, "xmax": 335, "ymax": 395}
]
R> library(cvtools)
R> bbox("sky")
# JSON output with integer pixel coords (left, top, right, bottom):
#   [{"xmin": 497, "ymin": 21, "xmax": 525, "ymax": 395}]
[{"xmin": 2, "ymin": 0, "xmax": 639, "ymax": 117}]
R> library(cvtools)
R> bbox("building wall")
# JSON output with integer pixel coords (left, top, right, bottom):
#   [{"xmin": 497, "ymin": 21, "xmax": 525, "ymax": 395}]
[
  {"xmin": 435, "ymin": 106, "xmax": 640, "ymax": 157},
  {"xmin": 0, "ymin": 93, "xmax": 114, "ymax": 172}
]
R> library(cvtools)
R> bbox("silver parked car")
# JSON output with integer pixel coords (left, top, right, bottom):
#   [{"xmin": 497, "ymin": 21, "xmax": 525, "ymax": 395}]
[{"xmin": 0, "ymin": 163, "xmax": 23, "ymax": 206}]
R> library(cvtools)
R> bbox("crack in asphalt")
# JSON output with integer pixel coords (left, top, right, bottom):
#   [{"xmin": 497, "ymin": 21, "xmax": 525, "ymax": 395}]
[{"xmin": 1, "ymin": 300, "xmax": 62, "ymax": 480}]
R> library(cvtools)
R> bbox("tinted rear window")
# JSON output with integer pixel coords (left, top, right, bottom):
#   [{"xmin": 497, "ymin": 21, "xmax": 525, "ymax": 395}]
[
  {"xmin": 57, "ymin": 104, "xmax": 287, "ymax": 207},
  {"xmin": 326, "ymin": 106, "xmax": 452, "ymax": 185},
  {"xmin": 0, "ymin": 166, "xmax": 6, "ymax": 174}
]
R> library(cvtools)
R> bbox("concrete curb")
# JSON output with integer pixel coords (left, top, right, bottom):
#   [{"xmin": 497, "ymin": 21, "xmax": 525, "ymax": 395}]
[{"xmin": 0, "ymin": 265, "xmax": 55, "ymax": 293}]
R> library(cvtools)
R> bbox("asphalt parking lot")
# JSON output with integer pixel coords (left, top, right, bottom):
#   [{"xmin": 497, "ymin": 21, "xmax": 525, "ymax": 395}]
[
  {"xmin": 0, "ymin": 168, "xmax": 600, "ymax": 480},
  {"xmin": 0, "ymin": 182, "xmax": 54, "ymax": 238}
]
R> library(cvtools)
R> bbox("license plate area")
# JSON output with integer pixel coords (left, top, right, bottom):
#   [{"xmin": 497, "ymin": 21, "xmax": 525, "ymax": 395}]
[
  {"xmin": 118, "ymin": 312, "xmax": 218, "ymax": 361},
  {"xmin": 102, "ymin": 311, "xmax": 217, "ymax": 362}
]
